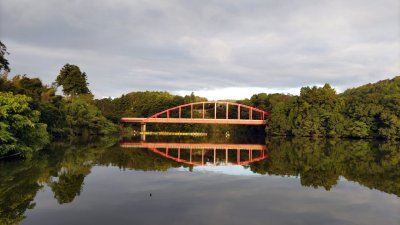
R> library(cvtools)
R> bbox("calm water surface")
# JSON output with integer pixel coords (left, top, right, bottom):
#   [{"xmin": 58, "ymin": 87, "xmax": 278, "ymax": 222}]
[{"xmin": 1, "ymin": 134, "xmax": 399, "ymax": 225}]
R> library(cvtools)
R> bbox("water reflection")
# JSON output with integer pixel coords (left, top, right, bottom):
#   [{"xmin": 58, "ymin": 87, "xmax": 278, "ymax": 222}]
[
  {"xmin": 120, "ymin": 142, "xmax": 270, "ymax": 166},
  {"xmin": 0, "ymin": 157, "xmax": 46, "ymax": 224},
  {"xmin": 0, "ymin": 137, "xmax": 399, "ymax": 224},
  {"xmin": 255, "ymin": 138, "xmax": 400, "ymax": 195}
]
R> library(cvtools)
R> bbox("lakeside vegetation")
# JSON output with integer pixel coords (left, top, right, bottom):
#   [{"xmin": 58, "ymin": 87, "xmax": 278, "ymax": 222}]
[
  {"xmin": 249, "ymin": 78, "xmax": 400, "ymax": 139},
  {"xmin": 96, "ymin": 76, "xmax": 400, "ymax": 141},
  {"xmin": 1, "ymin": 40, "xmax": 400, "ymax": 158},
  {"xmin": 0, "ymin": 41, "xmax": 117, "ymax": 158}
]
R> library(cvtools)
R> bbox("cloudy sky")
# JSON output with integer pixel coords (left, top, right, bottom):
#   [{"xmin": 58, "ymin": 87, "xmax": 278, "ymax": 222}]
[{"xmin": 0, "ymin": 0, "xmax": 399, "ymax": 100}]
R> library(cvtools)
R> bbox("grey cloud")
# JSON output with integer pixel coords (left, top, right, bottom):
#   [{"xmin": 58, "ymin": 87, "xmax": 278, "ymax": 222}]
[{"xmin": 0, "ymin": 0, "xmax": 399, "ymax": 98}]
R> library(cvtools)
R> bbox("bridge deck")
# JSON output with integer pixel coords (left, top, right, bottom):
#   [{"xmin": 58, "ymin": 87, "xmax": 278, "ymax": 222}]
[
  {"xmin": 120, "ymin": 118, "xmax": 267, "ymax": 125},
  {"xmin": 120, "ymin": 142, "xmax": 266, "ymax": 150}
]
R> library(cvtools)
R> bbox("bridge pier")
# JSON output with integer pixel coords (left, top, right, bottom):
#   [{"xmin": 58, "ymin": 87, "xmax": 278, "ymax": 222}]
[
  {"xmin": 141, "ymin": 122, "xmax": 146, "ymax": 141},
  {"xmin": 119, "ymin": 123, "xmax": 124, "ymax": 133}
]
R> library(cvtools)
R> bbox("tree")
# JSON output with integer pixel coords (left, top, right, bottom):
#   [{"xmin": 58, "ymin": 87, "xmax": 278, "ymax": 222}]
[
  {"xmin": 342, "ymin": 76, "xmax": 400, "ymax": 139},
  {"xmin": 64, "ymin": 97, "xmax": 117, "ymax": 137},
  {"xmin": 0, "ymin": 41, "xmax": 10, "ymax": 75},
  {"xmin": 0, "ymin": 92, "xmax": 49, "ymax": 158},
  {"xmin": 55, "ymin": 64, "xmax": 90, "ymax": 96}
]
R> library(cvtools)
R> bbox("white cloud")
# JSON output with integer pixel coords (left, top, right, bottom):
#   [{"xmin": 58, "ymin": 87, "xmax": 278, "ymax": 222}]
[
  {"xmin": 179, "ymin": 36, "xmax": 233, "ymax": 64},
  {"xmin": 175, "ymin": 87, "xmax": 302, "ymax": 100}
]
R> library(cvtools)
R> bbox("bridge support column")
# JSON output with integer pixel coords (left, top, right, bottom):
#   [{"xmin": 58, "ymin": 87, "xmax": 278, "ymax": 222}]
[{"xmin": 140, "ymin": 122, "xmax": 146, "ymax": 141}]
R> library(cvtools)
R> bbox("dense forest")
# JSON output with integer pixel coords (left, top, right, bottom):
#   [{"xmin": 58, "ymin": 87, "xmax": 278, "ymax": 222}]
[
  {"xmin": 1, "ymin": 40, "xmax": 399, "ymax": 158},
  {"xmin": 252, "ymin": 78, "xmax": 400, "ymax": 139}
]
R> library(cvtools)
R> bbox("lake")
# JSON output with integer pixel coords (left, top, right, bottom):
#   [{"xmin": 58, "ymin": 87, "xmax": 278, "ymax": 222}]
[{"xmin": 1, "ymin": 133, "xmax": 399, "ymax": 225}]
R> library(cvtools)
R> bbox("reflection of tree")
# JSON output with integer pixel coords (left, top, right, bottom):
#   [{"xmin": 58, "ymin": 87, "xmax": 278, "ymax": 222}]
[
  {"xmin": 50, "ymin": 173, "xmax": 85, "ymax": 204},
  {"xmin": 249, "ymin": 138, "xmax": 400, "ymax": 195},
  {"xmin": 121, "ymin": 125, "xmax": 266, "ymax": 144},
  {"xmin": 97, "ymin": 146, "xmax": 186, "ymax": 171},
  {"xmin": 1, "ymin": 135, "xmax": 399, "ymax": 225},
  {"xmin": 46, "ymin": 139, "xmax": 111, "ymax": 204},
  {"xmin": 340, "ymin": 141, "xmax": 400, "ymax": 196},
  {"xmin": 0, "ymin": 137, "xmax": 117, "ymax": 223},
  {"xmin": 0, "ymin": 157, "xmax": 47, "ymax": 224}
]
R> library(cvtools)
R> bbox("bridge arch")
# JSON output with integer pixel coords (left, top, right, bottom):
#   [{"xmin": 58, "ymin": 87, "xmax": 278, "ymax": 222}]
[{"xmin": 120, "ymin": 101, "xmax": 270, "ymax": 125}]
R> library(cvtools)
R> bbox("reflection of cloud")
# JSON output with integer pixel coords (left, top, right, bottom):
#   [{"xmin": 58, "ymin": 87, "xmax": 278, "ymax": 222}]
[
  {"xmin": 1, "ymin": 0, "xmax": 399, "ymax": 98},
  {"xmin": 27, "ymin": 168, "xmax": 400, "ymax": 224},
  {"xmin": 181, "ymin": 165, "xmax": 262, "ymax": 176}
]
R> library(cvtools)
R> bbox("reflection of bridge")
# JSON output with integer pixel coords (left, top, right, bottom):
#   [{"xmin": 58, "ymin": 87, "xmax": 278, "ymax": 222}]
[
  {"xmin": 120, "ymin": 142, "xmax": 270, "ymax": 166},
  {"xmin": 120, "ymin": 101, "xmax": 270, "ymax": 125}
]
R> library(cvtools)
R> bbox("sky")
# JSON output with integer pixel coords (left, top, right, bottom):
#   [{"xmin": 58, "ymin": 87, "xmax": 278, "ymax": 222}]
[{"xmin": 0, "ymin": 0, "xmax": 399, "ymax": 100}]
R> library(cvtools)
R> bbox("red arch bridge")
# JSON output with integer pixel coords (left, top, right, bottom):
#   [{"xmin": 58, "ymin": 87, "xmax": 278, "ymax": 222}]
[
  {"xmin": 120, "ymin": 142, "xmax": 270, "ymax": 166},
  {"xmin": 120, "ymin": 101, "xmax": 270, "ymax": 127}
]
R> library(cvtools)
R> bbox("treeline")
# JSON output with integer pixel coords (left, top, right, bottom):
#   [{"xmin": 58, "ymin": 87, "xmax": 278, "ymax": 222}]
[
  {"xmin": 0, "ymin": 73, "xmax": 117, "ymax": 158},
  {"xmin": 96, "ymin": 76, "xmax": 400, "ymax": 140},
  {"xmin": 94, "ymin": 91, "xmax": 207, "ymax": 123},
  {"xmin": 94, "ymin": 91, "xmax": 214, "ymax": 134},
  {"xmin": 0, "ymin": 42, "xmax": 116, "ymax": 157},
  {"xmin": 246, "ymin": 77, "xmax": 400, "ymax": 139},
  {"xmin": 93, "ymin": 77, "xmax": 400, "ymax": 140}
]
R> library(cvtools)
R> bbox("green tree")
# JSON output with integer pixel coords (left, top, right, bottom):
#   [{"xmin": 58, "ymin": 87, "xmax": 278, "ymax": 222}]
[
  {"xmin": 250, "ymin": 93, "xmax": 269, "ymax": 111},
  {"xmin": 0, "ymin": 92, "xmax": 49, "ymax": 158},
  {"xmin": 55, "ymin": 64, "xmax": 90, "ymax": 96},
  {"xmin": 0, "ymin": 41, "xmax": 10, "ymax": 75},
  {"xmin": 342, "ymin": 76, "xmax": 400, "ymax": 139},
  {"xmin": 64, "ymin": 97, "xmax": 117, "ymax": 137}
]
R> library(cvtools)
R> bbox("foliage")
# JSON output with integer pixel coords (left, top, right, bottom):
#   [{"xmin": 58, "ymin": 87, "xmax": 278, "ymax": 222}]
[
  {"xmin": 94, "ymin": 91, "xmax": 207, "ymax": 123},
  {"xmin": 64, "ymin": 97, "xmax": 117, "ymax": 137},
  {"xmin": 1, "ymin": 71, "xmax": 116, "ymax": 140},
  {"xmin": 1, "ymin": 47, "xmax": 114, "ymax": 144},
  {"xmin": 55, "ymin": 64, "xmax": 90, "ymax": 96},
  {"xmin": 0, "ymin": 92, "xmax": 49, "ymax": 158},
  {"xmin": 0, "ymin": 41, "xmax": 10, "ymax": 74},
  {"xmin": 249, "ymin": 76, "xmax": 400, "ymax": 140},
  {"xmin": 0, "ymin": 74, "xmax": 71, "ymax": 138},
  {"xmin": 342, "ymin": 76, "xmax": 400, "ymax": 139}
]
